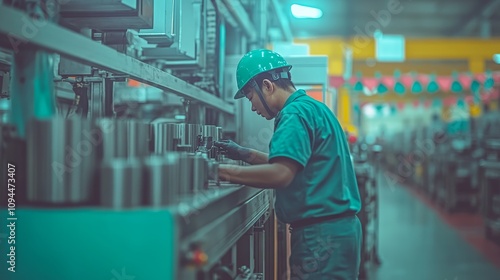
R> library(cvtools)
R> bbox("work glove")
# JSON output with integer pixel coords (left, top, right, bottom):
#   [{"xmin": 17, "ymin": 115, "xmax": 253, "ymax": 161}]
[{"xmin": 213, "ymin": 139, "xmax": 251, "ymax": 161}]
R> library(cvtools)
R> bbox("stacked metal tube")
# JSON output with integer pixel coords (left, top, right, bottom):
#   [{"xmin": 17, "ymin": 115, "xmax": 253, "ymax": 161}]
[
  {"xmin": 25, "ymin": 117, "xmax": 217, "ymax": 209},
  {"xmin": 27, "ymin": 118, "xmax": 95, "ymax": 205}
]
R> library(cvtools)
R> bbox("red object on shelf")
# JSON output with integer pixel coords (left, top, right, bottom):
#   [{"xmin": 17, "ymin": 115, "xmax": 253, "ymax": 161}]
[{"xmin": 348, "ymin": 135, "xmax": 358, "ymax": 144}]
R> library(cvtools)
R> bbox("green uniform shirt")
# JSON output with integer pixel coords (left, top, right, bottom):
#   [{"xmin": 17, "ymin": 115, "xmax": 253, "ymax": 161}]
[{"xmin": 269, "ymin": 89, "xmax": 361, "ymax": 224}]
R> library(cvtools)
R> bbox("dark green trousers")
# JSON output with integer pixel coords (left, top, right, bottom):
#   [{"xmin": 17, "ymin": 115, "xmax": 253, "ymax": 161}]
[{"xmin": 289, "ymin": 216, "xmax": 362, "ymax": 280}]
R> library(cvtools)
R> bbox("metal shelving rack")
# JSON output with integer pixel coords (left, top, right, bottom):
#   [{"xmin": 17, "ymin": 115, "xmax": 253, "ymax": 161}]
[{"xmin": 0, "ymin": 4, "xmax": 234, "ymax": 115}]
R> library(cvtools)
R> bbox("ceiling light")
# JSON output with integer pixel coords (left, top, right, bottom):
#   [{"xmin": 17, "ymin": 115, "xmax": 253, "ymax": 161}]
[
  {"xmin": 291, "ymin": 4, "xmax": 323, "ymax": 19},
  {"xmin": 493, "ymin": 54, "xmax": 500, "ymax": 64}
]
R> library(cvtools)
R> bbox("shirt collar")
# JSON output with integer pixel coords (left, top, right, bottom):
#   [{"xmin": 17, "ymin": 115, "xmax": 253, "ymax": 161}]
[
  {"xmin": 282, "ymin": 89, "xmax": 306, "ymax": 109},
  {"xmin": 275, "ymin": 89, "xmax": 306, "ymax": 121}
]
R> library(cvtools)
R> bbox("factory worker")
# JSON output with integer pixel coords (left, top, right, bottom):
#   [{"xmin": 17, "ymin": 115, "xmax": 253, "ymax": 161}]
[{"xmin": 215, "ymin": 49, "xmax": 362, "ymax": 280}]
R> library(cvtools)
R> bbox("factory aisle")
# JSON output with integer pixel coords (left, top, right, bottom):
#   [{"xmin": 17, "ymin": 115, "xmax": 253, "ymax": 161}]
[{"xmin": 368, "ymin": 171, "xmax": 500, "ymax": 280}]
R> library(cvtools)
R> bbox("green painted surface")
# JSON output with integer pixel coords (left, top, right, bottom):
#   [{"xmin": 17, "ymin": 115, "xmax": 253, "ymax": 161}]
[{"xmin": 0, "ymin": 208, "xmax": 176, "ymax": 280}]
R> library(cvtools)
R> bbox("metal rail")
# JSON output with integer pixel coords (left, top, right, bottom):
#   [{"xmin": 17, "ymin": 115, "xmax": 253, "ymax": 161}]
[
  {"xmin": 0, "ymin": 5, "xmax": 234, "ymax": 115},
  {"xmin": 221, "ymin": 0, "xmax": 257, "ymax": 42}
]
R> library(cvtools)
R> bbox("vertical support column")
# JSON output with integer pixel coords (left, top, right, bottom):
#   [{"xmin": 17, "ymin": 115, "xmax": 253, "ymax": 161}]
[
  {"xmin": 219, "ymin": 18, "xmax": 226, "ymax": 99},
  {"xmin": 338, "ymin": 86, "xmax": 353, "ymax": 128},
  {"xmin": 9, "ymin": 50, "xmax": 56, "ymax": 138},
  {"xmin": 236, "ymin": 229, "xmax": 254, "ymax": 272},
  {"xmin": 339, "ymin": 45, "xmax": 355, "ymax": 131},
  {"xmin": 480, "ymin": 18, "xmax": 491, "ymax": 38},
  {"xmin": 256, "ymin": 0, "xmax": 268, "ymax": 48},
  {"xmin": 7, "ymin": 1, "xmax": 59, "ymax": 138},
  {"xmin": 103, "ymin": 78, "xmax": 115, "ymax": 117}
]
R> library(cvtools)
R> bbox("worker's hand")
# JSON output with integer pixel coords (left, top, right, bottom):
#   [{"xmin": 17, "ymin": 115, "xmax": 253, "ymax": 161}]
[{"xmin": 213, "ymin": 139, "xmax": 251, "ymax": 161}]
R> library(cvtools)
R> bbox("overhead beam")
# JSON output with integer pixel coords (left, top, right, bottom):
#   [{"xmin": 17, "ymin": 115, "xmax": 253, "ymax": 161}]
[
  {"xmin": 220, "ymin": 0, "xmax": 257, "ymax": 42},
  {"xmin": 449, "ymin": 0, "xmax": 500, "ymax": 36},
  {"xmin": 213, "ymin": 0, "xmax": 239, "ymax": 28}
]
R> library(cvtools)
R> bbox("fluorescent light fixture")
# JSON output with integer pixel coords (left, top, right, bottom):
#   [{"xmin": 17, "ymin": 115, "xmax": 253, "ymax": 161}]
[
  {"xmin": 291, "ymin": 4, "xmax": 323, "ymax": 19},
  {"xmin": 493, "ymin": 54, "xmax": 500, "ymax": 64}
]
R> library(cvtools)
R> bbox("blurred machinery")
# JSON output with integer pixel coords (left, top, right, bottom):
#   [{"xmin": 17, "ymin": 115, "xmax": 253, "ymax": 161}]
[
  {"xmin": 478, "ymin": 111, "xmax": 500, "ymax": 244},
  {"xmin": 438, "ymin": 133, "xmax": 479, "ymax": 212},
  {"xmin": 351, "ymin": 139, "xmax": 382, "ymax": 279},
  {"xmin": 0, "ymin": 0, "xmax": 291, "ymax": 279},
  {"xmin": 380, "ymin": 101, "xmax": 500, "ymax": 243}
]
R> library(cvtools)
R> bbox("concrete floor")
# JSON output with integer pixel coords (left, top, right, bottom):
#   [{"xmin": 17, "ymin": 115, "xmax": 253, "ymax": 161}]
[{"xmin": 367, "ymin": 172, "xmax": 500, "ymax": 280}]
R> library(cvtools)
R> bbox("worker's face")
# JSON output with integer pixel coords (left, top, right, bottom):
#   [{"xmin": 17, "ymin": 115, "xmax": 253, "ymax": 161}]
[{"xmin": 245, "ymin": 80, "xmax": 275, "ymax": 120}]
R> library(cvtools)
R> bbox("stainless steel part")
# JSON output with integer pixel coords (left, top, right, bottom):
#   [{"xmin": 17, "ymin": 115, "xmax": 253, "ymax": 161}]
[
  {"xmin": 178, "ymin": 153, "xmax": 193, "ymax": 195},
  {"xmin": 114, "ymin": 120, "xmax": 129, "ymax": 158},
  {"xmin": 185, "ymin": 124, "xmax": 202, "ymax": 153},
  {"xmin": 0, "ymin": 5, "xmax": 234, "ymax": 115},
  {"xmin": 202, "ymin": 124, "xmax": 217, "ymax": 158},
  {"xmin": 207, "ymin": 159, "xmax": 219, "ymax": 185},
  {"xmin": 88, "ymin": 79, "xmax": 110, "ymax": 119},
  {"xmin": 216, "ymin": 126, "xmax": 223, "ymax": 142},
  {"xmin": 94, "ymin": 119, "xmax": 150, "ymax": 159},
  {"xmin": 126, "ymin": 120, "xmax": 149, "ymax": 158},
  {"xmin": 151, "ymin": 122, "xmax": 184, "ymax": 154},
  {"xmin": 191, "ymin": 155, "xmax": 209, "ymax": 192},
  {"xmin": 94, "ymin": 118, "xmax": 117, "ymax": 159},
  {"xmin": 143, "ymin": 154, "xmax": 180, "ymax": 206},
  {"xmin": 151, "ymin": 122, "xmax": 168, "ymax": 154},
  {"xmin": 99, "ymin": 158, "xmax": 142, "ymax": 209},
  {"xmin": 202, "ymin": 125, "xmax": 217, "ymax": 138},
  {"xmin": 173, "ymin": 123, "xmax": 187, "ymax": 150},
  {"xmin": 27, "ymin": 118, "xmax": 95, "ymax": 204}
]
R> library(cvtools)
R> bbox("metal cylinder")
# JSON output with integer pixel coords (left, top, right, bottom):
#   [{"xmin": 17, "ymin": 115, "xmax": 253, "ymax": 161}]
[
  {"xmin": 216, "ymin": 127, "xmax": 223, "ymax": 142},
  {"xmin": 202, "ymin": 125, "xmax": 217, "ymax": 144},
  {"xmin": 185, "ymin": 124, "xmax": 202, "ymax": 153},
  {"xmin": 191, "ymin": 155, "xmax": 209, "ymax": 192},
  {"xmin": 171, "ymin": 123, "xmax": 185, "ymax": 151},
  {"xmin": 178, "ymin": 153, "xmax": 193, "ymax": 196},
  {"xmin": 202, "ymin": 125, "xmax": 217, "ymax": 158},
  {"xmin": 152, "ymin": 122, "xmax": 180, "ymax": 154},
  {"xmin": 126, "ymin": 120, "xmax": 149, "ymax": 158},
  {"xmin": 214, "ymin": 126, "xmax": 223, "ymax": 160},
  {"xmin": 143, "ymin": 153, "xmax": 180, "ymax": 206},
  {"xmin": 99, "ymin": 158, "xmax": 142, "ymax": 209},
  {"xmin": 114, "ymin": 119, "xmax": 128, "ymax": 158},
  {"xmin": 208, "ymin": 159, "xmax": 219, "ymax": 186},
  {"xmin": 94, "ymin": 118, "xmax": 116, "ymax": 160},
  {"xmin": 27, "ymin": 118, "xmax": 95, "ymax": 204},
  {"xmin": 152, "ymin": 122, "xmax": 168, "ymax": 154},
  {"xmin": 202, "ymin": 125, "xmax": 217, "ymax": 138}
]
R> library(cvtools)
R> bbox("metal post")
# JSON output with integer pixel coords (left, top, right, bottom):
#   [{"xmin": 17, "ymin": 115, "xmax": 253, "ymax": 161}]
[{"xmin": 10, "ymin": 50, "xmax": 56, "ymax": 138}]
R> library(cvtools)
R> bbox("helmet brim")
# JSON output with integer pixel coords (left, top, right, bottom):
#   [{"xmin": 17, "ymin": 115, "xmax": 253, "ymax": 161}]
[{"xmin": 234, "ymin": 90, "xmax": 246, "ymax": 100}]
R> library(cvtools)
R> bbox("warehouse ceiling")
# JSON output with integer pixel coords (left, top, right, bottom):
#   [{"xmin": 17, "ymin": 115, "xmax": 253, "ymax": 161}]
[{"xmin": 277, "ymin": 0, "xmax": 500, "ymax": 38}]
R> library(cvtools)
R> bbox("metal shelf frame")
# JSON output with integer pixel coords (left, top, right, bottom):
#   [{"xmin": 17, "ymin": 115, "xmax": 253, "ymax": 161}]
[{"xmin": 0, "ymin": 5, "xmax": 234, "ymax": 115}]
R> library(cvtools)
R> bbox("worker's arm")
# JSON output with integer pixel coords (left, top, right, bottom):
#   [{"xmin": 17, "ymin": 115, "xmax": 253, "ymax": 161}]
[
  {"xmin": 244, "ymin": 149, "xmax": 269, "ymax": 165},
  {"xmin": 218, "ymin": 157, "xmax": 300, "ymax": 189}
]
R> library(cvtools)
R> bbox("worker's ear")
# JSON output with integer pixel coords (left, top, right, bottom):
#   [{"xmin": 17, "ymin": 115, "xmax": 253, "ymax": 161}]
[{"xmin": 261, "ymin": 79, "xmax": 274, "ymax": 95}]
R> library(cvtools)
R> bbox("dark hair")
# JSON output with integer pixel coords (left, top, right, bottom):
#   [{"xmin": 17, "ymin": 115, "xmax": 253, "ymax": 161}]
[{"xmin": 245, "ymin": 69, "xmax": 296, "ymax": 94}]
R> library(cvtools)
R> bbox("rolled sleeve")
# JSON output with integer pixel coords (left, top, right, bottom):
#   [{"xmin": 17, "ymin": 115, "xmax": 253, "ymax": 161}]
[{"xmin": 269, "ymin": 113, "xmax": 313, "ymax": 168}]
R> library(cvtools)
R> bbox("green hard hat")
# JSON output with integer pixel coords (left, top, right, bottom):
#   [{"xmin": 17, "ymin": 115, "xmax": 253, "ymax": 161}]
[{"xmin": 234, "ymin": 49, "xmax": 292, "ymax": 99}]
